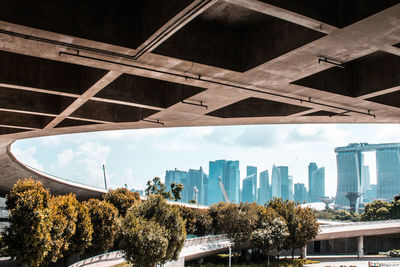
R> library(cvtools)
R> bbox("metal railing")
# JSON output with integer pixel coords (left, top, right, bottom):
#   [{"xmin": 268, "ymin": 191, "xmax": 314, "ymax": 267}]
[
  {"xmin": 369, "ymin": 262, "xmax": 400, "ymax": 267},
  {"xmin": 320, "ymin": 219, "xmax": 400, "ymax": 228},
  {"xmin": 68, "ymin": 250, "xmax": 124, "ymax": 267}
]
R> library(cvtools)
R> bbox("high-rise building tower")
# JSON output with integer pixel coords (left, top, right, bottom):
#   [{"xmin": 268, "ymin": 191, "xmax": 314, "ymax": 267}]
[
  {"xmin": 308, "ymin": 162, "xmax": 318, "ymax": 202},
  {"xmin": 245, "ymin": 166, "xmax": 257, "ymax": 202},
  {"xmin": 294, "ymin": 183, "xmax": 307, "ymax": 203},
  {"xmin": 310, "ymin": 167, "xmax": 325, "ymax": 202},
  {"xmin": 242, "ymin": 175, "xmax": 255, "ymax": 203},
  {"xmin": 361, "ymin": 165, "xmax": 370, "ymax": 203},
  {"xmin": 278, "ymin": 166, "xmax": 289, "ymax": 200},
  {"xmin": 376, "ymin": 148, "xmax": 400, "ymax": 200},
  {"xmin": 288, "ymin": 175, "xmax": 294, "ymax": 201},
  {"xmin": 271, "ymin": 165, "xmax": 281, "ymax": 198},
  {"xmin": 208, "ymin": 160, "xmax": 240, "ymax": 205},
  {"xmin": 258, "ymin": 170, "xmax": 270, "ymax": 205},
  {"xmin": 188, "ymin": 167, "xmax": 205, "ymax": 204},
  {"xmin": 165, "ymin": 168, "xmax": 188, "ymax": 202}
]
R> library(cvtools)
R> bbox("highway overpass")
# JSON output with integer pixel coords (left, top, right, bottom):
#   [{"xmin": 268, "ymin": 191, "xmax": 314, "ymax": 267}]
[{"xmin": 0, "ymin": 1, "xmax": 399, "ymax": 196}]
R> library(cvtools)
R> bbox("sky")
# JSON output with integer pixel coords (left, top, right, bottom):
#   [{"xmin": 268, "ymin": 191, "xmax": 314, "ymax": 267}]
[{"xmin": 11, "ymin": 124, "xmax": 400, "ymax": 197}]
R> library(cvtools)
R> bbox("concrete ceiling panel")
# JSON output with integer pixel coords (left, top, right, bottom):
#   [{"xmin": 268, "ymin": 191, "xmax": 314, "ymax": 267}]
[
  {"xmin": 367, "ymin": 90, "xmax": 400, "ymax": 109},
  {"xmin": 260, "ymin": 0, "xmax": 399, "ymax": 28},
  {"xmin": 207, "ymin": 97, "xmax": 311, "ymax": 118},
  {"xmin": 0, "ymin": 0, "xmax": 195, "ymax": 49},
  {"xmin": 154, "ymin": 1, "xmax": 325, "ymax": 72},
  {"xmin": 55, "ymin": 118, "xmax": 100, "ymax": 128},
  {"xmin": 0, "ymin": 111, "xmax": 53, "ymax": 129},
  {"xmin": 71, "ymin": 100, "xmax": 159, "ymax": 123},
  {"xmin": 96, "ymin": 74, "xmax": 206, "ymax": 108},
  {"xmin": 292, "ymin": 51, "xmax": 400, "ymax": 97},
  {"xmin": 0, "ymin": 87, "xmax": 75, "ymax": 115},
  {"xmin": 0, "ymin": 50, "xmax": 107, "ymax": 95},
  {"xmin": 0, "ymin": 127, "xmax": 28, "ymax": 135}
]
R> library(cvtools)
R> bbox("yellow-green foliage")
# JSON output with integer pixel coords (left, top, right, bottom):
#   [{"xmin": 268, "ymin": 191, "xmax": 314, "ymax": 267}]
[
  {"xmin": 46, "ymin": 193, "xmax": 78, "ymax": 262},
  {"xmin": 68, "ymin": 200, "xmax": 93, "ymax": 255},
  {"xmin": 4, "ymin": 178, "xmax": 53, "ymax": 267},
  {"xmin": 104, "ymin": 188, "xmax": 141, "ymax": 217},
  {"xmin": 85, "ymin": 199, "xmax": 118, "ymax": 255}
]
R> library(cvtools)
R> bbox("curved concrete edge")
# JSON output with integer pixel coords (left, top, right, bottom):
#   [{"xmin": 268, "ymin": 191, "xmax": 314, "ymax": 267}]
[{"xmin": 0, "ymin": 139, "xmax": 106, "ymax": 200}]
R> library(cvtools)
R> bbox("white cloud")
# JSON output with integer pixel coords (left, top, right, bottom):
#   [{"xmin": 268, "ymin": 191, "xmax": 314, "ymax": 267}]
[
  {"xmin": 56, "ymin": 149, "xmax": 74, "ymax": 167},
  {"xmin": 376, "ymin": 124, "xmax": 400, "ymax": 140},
  {"xmin": 12, "ymin": 147, "xmax": 43, "ymax": 171}
]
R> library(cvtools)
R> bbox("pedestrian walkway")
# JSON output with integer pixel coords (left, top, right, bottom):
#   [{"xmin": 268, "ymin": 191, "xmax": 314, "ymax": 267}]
[{"xmin": 305, "ymin": 255, "xmax": 400, "ymax": 267}]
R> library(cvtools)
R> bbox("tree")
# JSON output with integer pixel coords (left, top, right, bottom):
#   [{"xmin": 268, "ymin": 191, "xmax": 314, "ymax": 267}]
[
  {"xmin": 3, "ymin": 178, "xmax": 53, "ymax": 267},
  {"xmin": 121, "ymin": 213, "xmax": 168, "ymax": 267},
  {"xmin": 145, "ymin": 177, "xmax": 184, "ymax": 201},
  {"xmin": 104, "ymin": 188, "xmax": 141, "ymax": 217},
  {"xmin": 46, "ymin": 193, "xmax": 78, "ymax": 263},
  {"xmin": 193, "ymin": 209, "xmax": 212, "ymax": 237},
  {"xmin": 121, "ymin": 195, "xmax": 186, "ymax": 265},
  {"xmin": 391, "ymin": 200, "xmax": 400, "ymax": 219},
  {"xmin": 68, "ymin": 201, "xmax": 93, "ymax": 255},
  {"xmin": 209, "ymin": 202, "xmax": 261, "ymax": 252},
  {"xmin": 171, "ymin": 182, "xmax": 184, "ymax": 201},
  {"xmin": 267, "ymin": 198, "xmax": 319, "ymax": 258},
  {"xmin": 177, "ymin": 206, "xmax": 196, "ymax": 235},
  {"xmin": 85, "ymin": 199, "xmax": 119, "ymax": 255},
  {"xmin": 250, "ymin": 208, "xmax": 289, "ymax": 265},
  {"xmin": 361, "ymin": 200, "xmax": 392, "ymax": 221}
]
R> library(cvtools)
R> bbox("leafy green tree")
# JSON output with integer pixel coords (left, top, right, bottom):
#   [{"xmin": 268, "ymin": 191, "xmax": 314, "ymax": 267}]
[
  {"xmin": 361, "ymin": 200, "xmax": 392, "ymax": 221},
  {"xmin": 85, "ymin": 199, "xmax": 118, "ymax": 255},
  {"xmin": 121, "ymin": 212, "xmax": 168, "ymax": 267},
  {"xmin": 209, "ymin": 202, "xmax": 261, "ymax": 252},
  {"xmin": 4, "ymin": 178, "xmax": 53, "ymax": 267},
  {"xmin": 193, "ymin": 208, "xmax": 212, "ymax": 237},
  {"xmin": 316, "ymin": 209, "xmax": 360, "ymax": 221},
  {"xmin": 250, "ymin": 207, "xmax": 289, "ymax": 264},
  {"xmin": 121, "ymin": 195, "xmax": 186, "ymax": 265},
  {"xmin": 68, "ymin": 201, "xmax": 93, "ymax": 255},
  {"xmin": 391, "ymin": 200, "xmax": 400, "ymax": 219},
  {"xmin": 145, "ymin": 177, "xmax": 184, "ymax": 201},
  {"xmin": 46, "ymin": 193, "xmax": 78, "ymax": 263},
  {"xmin": 268, "ymin": 198, "xmax": 319, "ymax": 258},
  {"xmin": 177, "ymin": 206, "xmax": 196, "ymax": 235},
  {"xmin": 171, "ymin": 182, "xmax": 184, "ymax": 201},
  {"xmin": 104, "ymin": 188, "xmax": 141, "ymax": 217}
]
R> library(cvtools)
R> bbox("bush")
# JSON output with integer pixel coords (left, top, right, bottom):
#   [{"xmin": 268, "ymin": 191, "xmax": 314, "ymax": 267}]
[
  {"xmin": 103, "ymin": 188, "xmax": 141, "ymax": 217},
  {"xmin": 68, "ymin": 200, "xmax": 93, "ymax": 255},
  {"xmin": 121, "ymin": 195, "xmax": 186, "ymax": 266},
  {"xmin": 85, "ymin": 199, "xmax": 118, "ymax": 255},
  {"xmin": 387, "ymin": 249, "xmax": 400, "ymax": 257},
  {"xmin": 3, "ymin": 178, "xmax": 53, "ymax": 267}
]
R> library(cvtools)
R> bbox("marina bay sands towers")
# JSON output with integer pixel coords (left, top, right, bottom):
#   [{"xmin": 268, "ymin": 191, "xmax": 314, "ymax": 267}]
[{"xmin": 335, "ymin": 143, "xmax": 400, "ymax": 208}]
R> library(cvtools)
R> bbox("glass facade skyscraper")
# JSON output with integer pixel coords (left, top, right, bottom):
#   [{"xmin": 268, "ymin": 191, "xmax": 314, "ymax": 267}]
[
  {"xmin": 335, "ymin": 143, "xmax": 400, "ymax": 207},
  {"xmin": 271, "ymin": 165, "xmax": 281, "ymax": 198},
  {"xmin": 188, "ymin": 167, "xmax": 205, "ymax": 204},
  {"xmin": 258, "ymin": 170, "xmax": 270, "ymax": 205},
  {"xmin": 278, "ymin": 166, "xmax": 289, "ymax": 200},
  {"xmin": 165, "ymin": 168, "xmax": 189, "ymax": 202},
  {"xmin": 310, "ymin": 167, "xmax": 325, "ymax": 202},
  {"xmin": 294, "ymin": 183, "xmax": 307, "ymax": 203},
  {"xmin": 244, "ymin": 166, "xmax": 257, "ymax": 203},
  {"xmin": 208, "ymin": 160, "xmax": 240, "ymax": 205},
  {"xmin": 308, "ymin": 162, "xmax": 317, "ymax": 202},
  {"xmin": 376, "ymin": 148, "xmax": 400, "ymax": 200},
  {"xmin": 242, "ymin": 175, "xmax": 255, "ymax": 203}
]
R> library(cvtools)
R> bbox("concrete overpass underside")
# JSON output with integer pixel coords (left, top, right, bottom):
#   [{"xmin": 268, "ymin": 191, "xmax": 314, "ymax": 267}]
[{"xmin": 0, "ymin": 1, "xmax": 399, "ymax": 197}]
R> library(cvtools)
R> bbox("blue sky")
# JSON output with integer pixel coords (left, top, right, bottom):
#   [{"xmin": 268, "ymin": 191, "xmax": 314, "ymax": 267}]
[{"xmin": 11, "ymin": 124, "xmax": 400, "ymax": 197}]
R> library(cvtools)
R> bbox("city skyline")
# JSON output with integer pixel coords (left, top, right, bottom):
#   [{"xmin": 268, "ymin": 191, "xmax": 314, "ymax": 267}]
[{"xmin": 10, "ymin": 124, "xmax": 400, "ymax": 197}]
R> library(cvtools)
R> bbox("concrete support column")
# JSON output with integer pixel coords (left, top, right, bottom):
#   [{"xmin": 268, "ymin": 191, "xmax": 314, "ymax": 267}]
[
  {"xmin": 357, "ymin": 236, "xmax": 364, "ymax": 258},
  {"xmin": 301, "ymin": 245, "xmax": 307, "ymax": 259}
]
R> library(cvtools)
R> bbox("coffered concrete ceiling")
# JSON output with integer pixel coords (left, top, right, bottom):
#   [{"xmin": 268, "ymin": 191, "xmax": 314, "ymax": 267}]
[{"xmin": 0, "ymin": 0, "xmax": 399, "ymax": 143}]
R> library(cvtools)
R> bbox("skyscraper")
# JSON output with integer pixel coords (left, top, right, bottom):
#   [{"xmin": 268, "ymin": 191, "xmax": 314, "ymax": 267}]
[
  {"xmin": 165, "ymin": 168, "xmax": 188, "ymax": 202},
  {"xmin": 271, "ymin": 165, "xmax": 281, "ymax": 198},
  {"xmin": 225, "ymin": 160, "xmax": 240, "ymax": 203},
  {"xmin": 242, "ymin": 175, "xmax": 255, "ymax": 203},
  {"xmin": 308, "ymin": 162, "xmax": 317, "ymax": 202},
  {"xmin": 258, "ymin": 170, "xmax": 270, "ymax": 205},
  {"xmin": 208, "ymin": 160, "xmax": 226, "ymax": 205},
  {"xmin": 188, "ymin": 167, "xmax": 205, "ymax": 204},
  {"xmin": 245, "ymin": 166, "xmax": 257, "ymax": 202},
  {"xmin": 310, "ymin": 167, "xmax": 325, "ymax": 202},
  {"xmin": 288, "ymin": 175, "xmax": 294, "ymax": 201},
  {"xmin": 376, "ymin": 148, "xmax": 400, "ymax": 200},
  {"xmin": 294, "ymin": 183, "xmax": 307, "ymax": 203},
  {"xmin": 208, "ymin": 160, "xmax": 240, "ymax": 205},
  {"xmin": 361, "ymin": 165, "xmax": 370, "ymax": 203},
  {"xmin": 278, "ymin": 166, "xmax": 289, "ymax": 200}
]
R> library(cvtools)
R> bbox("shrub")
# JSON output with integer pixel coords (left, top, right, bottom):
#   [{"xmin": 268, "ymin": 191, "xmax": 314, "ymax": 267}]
[
  {"xmin": 85, "ymin": 199, "xmax": 118, "ymax": 255},
  {"xmin": 103, "ymin": 188, "xmax": 141, "ymax": 217},
  {"xmin": 3, "ymin": 178, "xmax": 53, "ymax": 267},
  {"xmin": 68, "ymin": 200, "xmax": 93, "ymax": 255}
]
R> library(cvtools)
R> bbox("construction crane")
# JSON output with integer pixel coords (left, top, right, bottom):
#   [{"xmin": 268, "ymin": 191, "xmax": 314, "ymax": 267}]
[
  {"xmin": 193, "ymin": 186, "xmax": 199, "ymax": 203},
  {"xmin": 218, "ymin": 176, "xmax": 230, "ymax": 203}
]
